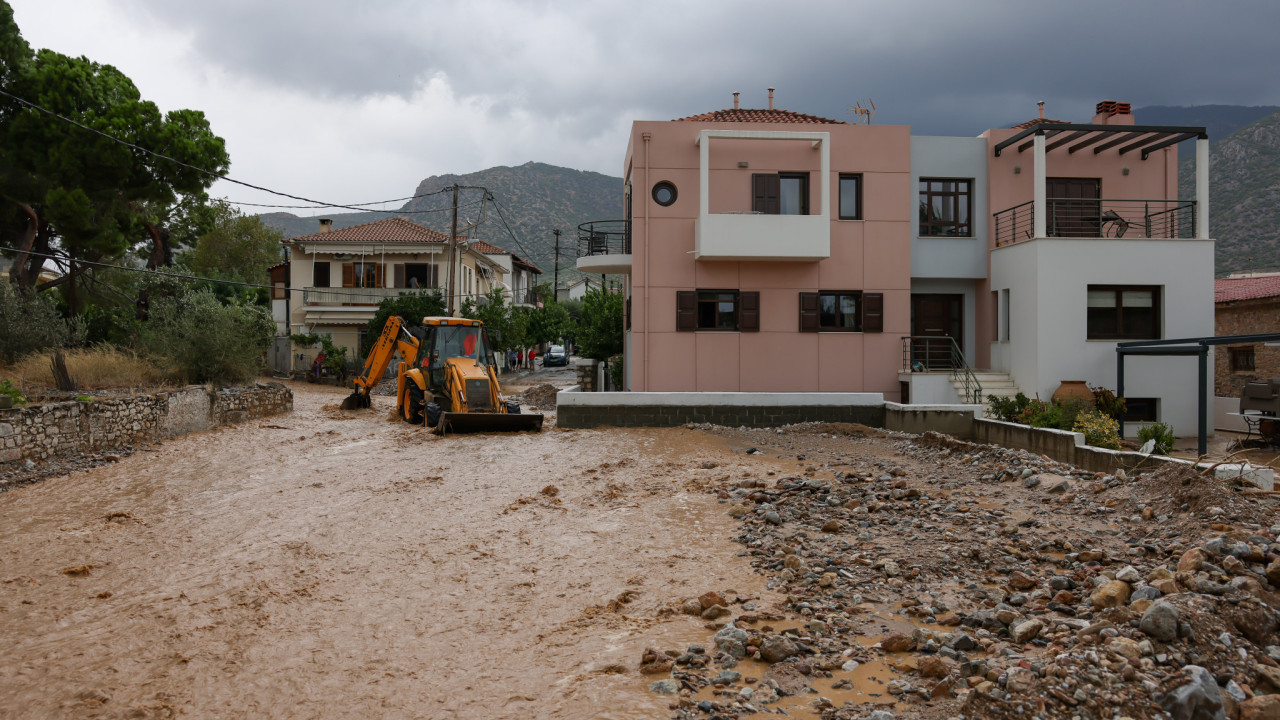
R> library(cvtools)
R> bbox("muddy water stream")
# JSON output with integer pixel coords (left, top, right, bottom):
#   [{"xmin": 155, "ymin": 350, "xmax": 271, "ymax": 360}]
[{"xmin": 0, "ymin": 382, "xmax": 778, "ymax": 719}]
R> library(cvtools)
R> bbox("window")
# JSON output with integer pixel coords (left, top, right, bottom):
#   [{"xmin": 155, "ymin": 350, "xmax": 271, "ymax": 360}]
[
  {"xmin": 652, "ymin": 181, "xmax": 677, "ymax": 207},
  {"xmin": 1122, "ymin": 398, "xmax": 1158, "ymax": 423},
  {"xmin": 1230, "ymin": 346, "xmax": 1257, "ymax": 372},
  {"xmin": 799, "ymin": 291, "xmax": 883, "ymax": 333},
  {"xmin": 345, "ymin": 262, "xmax": 384, "ymax": 288},
  {"xmin": 676, "ymin": 290, "xmax": 759, "ymax": 332},
  {"xmin": 1086, "ymin": 285, "xmax": 1160, "ymax": 340},
  {"xmin": 919, "ymin": 178, "xmax": 973, "ymax": 237},
  {"xmin": 839, "ymin": 174, "xmax": 862, "ymax": 220},
  {"xmin": 395, "ymin": 263, "xmax": 438, "ymax": 289},
  {"xmin": 313, "ymin": 261, "xmax": 331, "ymax": 288},
  {"xmin": 752, "ymin": 173, "xmax": 809, "ymax": 215}
]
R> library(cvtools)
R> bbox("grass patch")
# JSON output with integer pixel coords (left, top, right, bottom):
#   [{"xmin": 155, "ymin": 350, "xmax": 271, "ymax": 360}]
[{"xmin": 4, "ymin": 346, "xmax": 170, "ymax": 391}]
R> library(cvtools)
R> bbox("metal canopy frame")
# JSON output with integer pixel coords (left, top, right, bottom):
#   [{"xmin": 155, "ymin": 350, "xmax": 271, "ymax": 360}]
[
  {"xmin": 1116, "ymin": 332, "xmax": 1280, "ymax": 456},
  {"xmin": 994, "ymin": 122, "xmax": 1208, "ymax": 159}
]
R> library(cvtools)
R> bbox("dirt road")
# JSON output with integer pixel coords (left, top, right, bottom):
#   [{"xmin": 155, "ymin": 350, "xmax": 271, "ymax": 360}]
[{"xmin": 0, "ymin": 381, "xmax": 776, "ymax": 719}]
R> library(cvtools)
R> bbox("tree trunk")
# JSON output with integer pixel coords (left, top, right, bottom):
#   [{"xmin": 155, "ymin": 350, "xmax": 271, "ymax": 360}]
[
  {"xmin": 3, "ymin": 195, "xmax": 38, "ymax": 289},
  {"xmin": 143, "ymin": 222, "xmax": 172, "ymax": 269}
]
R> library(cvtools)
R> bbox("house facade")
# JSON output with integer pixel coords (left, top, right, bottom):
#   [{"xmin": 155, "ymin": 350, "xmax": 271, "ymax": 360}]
[
  {"xmin": 582, "ymin": 94, "xmax": 1213, "ymax": 435},
  {"xmin": 473, "ymin": 240, "xmax": 543, "ymax": 307},
  {"xmin": 284, "ymin": 217, "xmax": 507, "ymax": 363},
  {"xmin": 1214, "ymin": 273, "xmax": 1280, "ymax": 397}
]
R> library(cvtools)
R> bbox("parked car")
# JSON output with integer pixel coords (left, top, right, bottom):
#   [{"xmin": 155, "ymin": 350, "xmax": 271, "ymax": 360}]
[{"xmin": 542, "ymin": 345, "xmax": 568, "ymax": 367}]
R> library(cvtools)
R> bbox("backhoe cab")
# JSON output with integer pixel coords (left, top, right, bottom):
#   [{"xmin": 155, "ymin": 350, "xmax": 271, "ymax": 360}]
[{"xmin": 340, "ymin": 316, "xmax": 543, "ymax": 434}]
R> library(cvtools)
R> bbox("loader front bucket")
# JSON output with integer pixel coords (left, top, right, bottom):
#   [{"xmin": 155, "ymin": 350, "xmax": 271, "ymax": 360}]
[
  {"xmin": 436, "ymin": 411, "xmax": 544, "ymax": 435},
  {"xmin": 339, "ymin": 391, "xmax": 370, "ymax": 411}
]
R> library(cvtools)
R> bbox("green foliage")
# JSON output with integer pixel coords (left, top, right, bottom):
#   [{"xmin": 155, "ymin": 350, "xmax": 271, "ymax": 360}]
[
  {"xmin": 0, "ymin": 282, "xmax": 83, "ymax": 363},
  {"xmin": 1016, "ymin": 399, "xmax": 1065, "ymax": 429},
  {"xmin": 75, "ymin": 394, "xmax": 92, "ymax": 402},
  {"xmin": 140, "ymin": 289, "xmax": 273, "ymax": 384},
  {"xmin": 1074, "ymin": 409, "xmax": 1122, "ymax": 450},
  {"xmin": 80, "ymin": 303, "xmax": 141, "ymax": 347},
  {"xmin": 577, "ymin": 287, "xmax": 623, "ymax": 361},
  {"xmin": 290, "ymin": 332, "xmax": 349, "ymax": 382},
  {"xmin": 363, "ymin": 290, "xmax": 446, "ymax": 351},
  {"xmin": 609, "ymin": 354, "xmax": 624, "ymax": 390},
  {"xmin": 1137, "ymin": 421, "xmax": 1177, "ymax": 455},
  {"xmin": 461, "ymin": 289, "xmax": 519, "ymax": 351},
  {"xmin": 987, "ymin": 392, "xmax": 1031, "ymax": 422},
  {"xmin": 0, "ymin": 378, "xmax": 26, "ymax": 406},
  {"xmin": 1092, "ymin": 385, "xmax": 1127, "ymax": 419},
  {"xmin": 181, "ymin": 201, "xmax": 284, "ymax": 284},
  {"xmin": 526, "ymin": 301, "xmax": 572, "ymax": 347}
]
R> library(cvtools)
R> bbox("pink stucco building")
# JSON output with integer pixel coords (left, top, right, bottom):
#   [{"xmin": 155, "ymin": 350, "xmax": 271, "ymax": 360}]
[{"xmin": 580, "ymin": 93, "xmax": 1212, "ymax": 435}]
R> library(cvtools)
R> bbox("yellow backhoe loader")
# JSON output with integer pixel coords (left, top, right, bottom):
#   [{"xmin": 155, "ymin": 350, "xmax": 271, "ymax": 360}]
[{"xmin": 340, "ymin": 315, "xmax": 543, "ymax": 434}]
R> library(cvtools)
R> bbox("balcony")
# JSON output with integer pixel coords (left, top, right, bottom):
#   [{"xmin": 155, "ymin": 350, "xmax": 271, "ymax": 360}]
[
  {"xmin": 993, "ymin": 198, "xmax": 1197, "ymax": 247},
  {"xmin": 696, "ymin": 212, "xmax": 830, "ymax": 261},
  {"xmin": 576, "ymin": 220, "xmax": 631, "ymax": 275},
  {"xmin": 302, "ymin": 286, "xmax": 422, "ymax": 306}
]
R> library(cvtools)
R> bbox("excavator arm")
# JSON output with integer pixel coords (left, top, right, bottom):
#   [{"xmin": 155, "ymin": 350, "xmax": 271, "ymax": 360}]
[{"xmin": 340, "ymin": 316, "xmax": 421, "ymax": 410}]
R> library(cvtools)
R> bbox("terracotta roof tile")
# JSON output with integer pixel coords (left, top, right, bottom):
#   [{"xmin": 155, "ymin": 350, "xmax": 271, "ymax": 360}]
[
  {"xmin": 1216, "ymin": 275, "xmax": 1280, "ymax": 303},
  {"xmin": 676, "ymin": 108, "xmax": 846, "ymax": 125},
  {"xmin": 470, "ymin": 239, "xmax": 508, "ymax": 254},
  {"xmin": 266, "ymin": 260, "xmax": 289, "ymax": 272},
  {"xmin": 1010, "ymin": 118, "xmax": 1072, "ymax": 130},
  {"xmin": 287, "ymin": 217, "xmax": 454, "ymax": 244}
]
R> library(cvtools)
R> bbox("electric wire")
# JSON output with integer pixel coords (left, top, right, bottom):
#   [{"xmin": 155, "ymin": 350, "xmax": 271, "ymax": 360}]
[
  {"xmin": 0, "ymin": 87, "xmax": 456, "ymax": 214},
  {"xmin": 219, "ymin": 196, "xmax": 485, "ymax": 213}
]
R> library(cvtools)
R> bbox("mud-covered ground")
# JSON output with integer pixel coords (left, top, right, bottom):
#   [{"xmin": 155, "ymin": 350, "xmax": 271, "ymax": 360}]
[{"xmin": 4, "ymin": 377, "xmax": 1280, "ymax": 720}]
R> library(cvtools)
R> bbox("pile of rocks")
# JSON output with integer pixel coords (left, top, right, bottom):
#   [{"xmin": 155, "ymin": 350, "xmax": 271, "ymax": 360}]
[{"xmin": 643, "ymin": 423, "xmax": 1280, "ymax": 720}]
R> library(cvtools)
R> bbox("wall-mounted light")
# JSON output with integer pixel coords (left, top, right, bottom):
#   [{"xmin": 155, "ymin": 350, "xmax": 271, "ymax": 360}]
[
  {"xmin": 1122, "ymin": 167, "xmax": 1130, "ymax": 176},
  {"xmin": 738, "ymin": 161, "xmax": 749, "ymax": 168},
  {"xmin": 1013, "ymin": 165, "xmax": 1021, "ymax": 174}
]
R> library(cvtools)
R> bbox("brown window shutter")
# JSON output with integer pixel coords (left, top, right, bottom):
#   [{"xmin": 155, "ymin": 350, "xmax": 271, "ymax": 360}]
[
  {"xmin": 342, "ymin": 262, "xmax": 355, "ymax": 288},
  {"xmin": 393, "ymin": 264, "xmax": 405, "ymax": 288},
  {"xmin": 676, "ymin": 290, "xmax": 697, "ymax": 331},
  {"xmin": 375, "ymin": 263, "xmax": 385, "ymax": 288},
  {"xmin": 752, "ymin": 173, "xmax": 780, "ymax": 214},
  {"xmin": 799, "ymin": 292, "xmax": 819, "ymax": 332},
  {"xmin": 863, "ymin": 292, "xmax": 884, "ymax": 333},
  {"xmin": 739, "ymin": 291, "xmax": 760, "ymax": 331}
]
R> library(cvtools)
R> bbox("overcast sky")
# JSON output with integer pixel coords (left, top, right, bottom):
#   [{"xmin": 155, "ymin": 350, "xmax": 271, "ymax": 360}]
[{"xmin": 9, "ymin": 0, "xmax": 1280, "ymax": 214}]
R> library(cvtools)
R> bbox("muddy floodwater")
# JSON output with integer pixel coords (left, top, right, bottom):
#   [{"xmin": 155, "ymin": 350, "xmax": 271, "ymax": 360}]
[{"xmin": 0, "ymin": 382, "xmax": 780, "ymax": 719}]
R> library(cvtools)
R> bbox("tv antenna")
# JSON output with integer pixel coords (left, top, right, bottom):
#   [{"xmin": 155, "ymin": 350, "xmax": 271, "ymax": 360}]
[{"xmin": 848, "ymin": 99, "xmax": 876, "ymax": 124}]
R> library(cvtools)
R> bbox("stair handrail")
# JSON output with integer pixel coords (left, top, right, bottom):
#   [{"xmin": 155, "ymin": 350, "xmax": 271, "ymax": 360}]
[{"xmin": 900, "ymin": 335, "xmax": 983, "ymax": 404}]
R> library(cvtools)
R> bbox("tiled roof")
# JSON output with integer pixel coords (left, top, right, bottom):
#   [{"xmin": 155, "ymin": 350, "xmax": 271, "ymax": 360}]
[
  {"xmin": 287, "ymin": 217, "xmax": 453, "ymax": 244},
  {"xmin": 513, "ymin": 255, "xmax": 543, "ymax": 274},
  {"xmin": 1216, "ymin": 275, "xmax": 1280, "ymax": 302},
  {"xmin": 676, "ymin": 108, "xmax": 846, "ymax": 125},
  {"xmin": 266, "ymin": 260, "xmax": 289, "ymax": 272},
  {"xmin": 1011, "ymin": 118, "xmax": 1072, "ymax": 130},
  {"xmin": 470, "ymin": 239, "xmax": 508, "ymax": 254}
]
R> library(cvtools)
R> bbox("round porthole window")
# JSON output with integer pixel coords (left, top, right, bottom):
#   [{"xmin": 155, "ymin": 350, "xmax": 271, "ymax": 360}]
[{"xmin": 652, "ymin": 181, "xmax": 677, "ymax": 207}]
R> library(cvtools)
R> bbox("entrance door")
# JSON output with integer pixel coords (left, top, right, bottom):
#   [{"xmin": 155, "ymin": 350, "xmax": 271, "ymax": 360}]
[
  {"xmin": 910, "ymin": 294, "xmax": 963, "ymax": 370},
  {"xmin": 1047, "ymin": 178, "xmax": 1101, "ymax": 237}
]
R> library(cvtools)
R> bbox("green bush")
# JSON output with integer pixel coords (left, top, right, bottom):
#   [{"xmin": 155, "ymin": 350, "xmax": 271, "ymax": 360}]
[
  {"xmin": 1017, "ymin": 399, "xmax": 1064, "ymax": 429},
  {"xmin": 1092, "ymin": 385, "xmax": 1127, "ymax": 419},
  {"xmin": 290, "ymin": 333, "xmax": 349, "ymax": 382},
  {"xmin": 0, "ymin": 283, "xmax": 84, "ymax": 363},
  {"xmin": 608, "ymin": 354, "xmax": 624, "ymax": 390},
  {"xmin": 1074, "ymin": 409, "xmax": 1122, "ymax": 449},
  {"xmin": 141, "ymin": 289, "xmax": 274, "ymax": 384},
  {"xmin": 987, "ymin": 392, "xmax": 1031, "ymax": 422},
  {"xmin": 0, "ymin": 378, "xmax": 27, "ymax": 406},
  {"xmin": 363, "ymin": 290, "xmax": 446, "ymax": 351},
  {"xmin": 577, "ymin": 287, "xmax": 623, "ymax": 361},
  {"xmin": 1137, "ymin": 421, "xmax": 1177, "ymax": 455}
]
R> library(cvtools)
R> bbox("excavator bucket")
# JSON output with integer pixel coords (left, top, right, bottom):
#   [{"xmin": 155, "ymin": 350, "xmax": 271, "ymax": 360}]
[
  {"xmin": 436, "ymin": 411, "xmax": 544, "ymax": 435},
  {"xmin": 339, "ymin": 391, "xmax": 370, "ymax": 411}
]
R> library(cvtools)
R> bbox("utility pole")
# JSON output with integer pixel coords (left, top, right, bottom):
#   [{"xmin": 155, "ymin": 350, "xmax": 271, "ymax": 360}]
[
  {"xmin": 447, "ymin": 184, "xmax": 460, "ymax": 315},
  {"xmin": 552, "ymin": 229, "xmax": 561, "ymax": 302}
]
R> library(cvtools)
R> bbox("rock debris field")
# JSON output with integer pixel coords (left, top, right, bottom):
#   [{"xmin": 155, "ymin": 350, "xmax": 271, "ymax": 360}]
[{"xmin": 2, "ymin": 383, "xmax": 1280, "ymax": 720}]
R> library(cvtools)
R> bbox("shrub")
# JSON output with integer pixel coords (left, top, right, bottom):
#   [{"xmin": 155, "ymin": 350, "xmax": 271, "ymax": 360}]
[
  {"xmin": 291, "ymin": 333, "xmax": 350, "ymax": 383},
  {"xmin": 141, "ymin": 289, "xmax": 274, "ymax": 384},
  {"xmin": 363, "ymin": 291, "xmax": 446, "ymax": 351},
  {"xmin": 1137, "ymin": 421, "xmax": 1177, "ymax": 455},
  {"xmin": 608, "ymin": 354, "xmax": 624, "ymax": 390},
  {"xmin": 0, "ymin": 378, "xmax": 26, "ymax": 406},
  {"xmin": 987, "ymin": 392, "xmax": 1031, "ymax": 422},
  {"xmin": 1017, "ymin": 399, "xmax": 1063, "ymax": 429},
  {"xmin": 1092, "ymin": 385, "xmax": 1127, "ymax": 419},
  {"xmin": 0, "ymin": 283, "xmax": 84, "ymax": 363},
  {"xmin": 1074, "ymin": 409, "xmax": 1122, "ymax": 449},
  {"xmin": 577, "ymin": 287, "xmax": 623, "ymax": 361}
]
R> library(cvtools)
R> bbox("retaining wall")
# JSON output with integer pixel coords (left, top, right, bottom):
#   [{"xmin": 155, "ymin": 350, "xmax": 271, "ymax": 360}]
[
  {"xmin": 555, "ymin": 388, "xmax": 886, "ymax": 429},
  {"xmin": 0, "ymin": 382, "xmax": 292, "ymax": 463}
]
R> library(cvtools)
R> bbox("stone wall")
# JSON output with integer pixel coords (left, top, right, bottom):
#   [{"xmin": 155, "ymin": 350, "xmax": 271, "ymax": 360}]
[
  {"xmin": 0, "ymin": 382, "xmax": 292, "ymax": 463},
  {"xmin": 1214, "ymin": 296, "xmax": 1280, "ymax": 396}
]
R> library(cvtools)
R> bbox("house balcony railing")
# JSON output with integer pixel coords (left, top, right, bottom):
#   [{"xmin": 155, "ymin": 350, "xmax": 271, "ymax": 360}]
[
  {"xmin": 577, "ymin": 220, "xmax": 631, "ymax": 257},
  {"xmin": 993, "ymin": 198, "xmax": 1197, "ymax": 247},
  {"xmin": 302, "ymin": 286, "xmax": 419, "ymax": 306}
]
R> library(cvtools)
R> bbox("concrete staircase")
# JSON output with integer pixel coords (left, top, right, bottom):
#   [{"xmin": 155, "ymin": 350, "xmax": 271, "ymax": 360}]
[{"xmin": 952, "ymin": 371, "xmax": 1021, "ymax": 406}]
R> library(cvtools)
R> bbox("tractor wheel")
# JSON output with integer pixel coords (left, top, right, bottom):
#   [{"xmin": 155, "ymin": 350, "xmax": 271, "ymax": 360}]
[
  {"xmin": 407, "ymin": 383, "xmax": 426, "ymax": 424},
  {"xmin": 425, "ymin": 401, "xmax": 442, "ymax": 428},
  {"xmin": 505, "ymin": 399, "xmax": 521, "ymax": 415}
]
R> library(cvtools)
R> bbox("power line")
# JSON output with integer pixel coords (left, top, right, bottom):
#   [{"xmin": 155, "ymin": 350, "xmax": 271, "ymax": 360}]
[
  {"xmin": 0, "ymin": 87, "xmax": 452, "ymax": 214},
  {"xmin": 219, "ymin": 194, "xmax": 485, "ymax": 214}
]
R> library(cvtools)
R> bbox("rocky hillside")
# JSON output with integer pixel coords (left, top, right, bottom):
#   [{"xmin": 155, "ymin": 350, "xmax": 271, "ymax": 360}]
[
  {"xmin": 260, "ymin": 162, "xmax": 622, "ymax": 282},
  {"xmin": 1177, "ymin": 109, "xmax": 1280, "ymax": 276}
]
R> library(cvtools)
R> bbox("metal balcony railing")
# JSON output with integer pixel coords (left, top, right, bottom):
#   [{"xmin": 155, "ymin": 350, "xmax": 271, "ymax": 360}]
[
  {"xmin": 302, "ymin": 286, "xmax": 414, "ymax": 305},
  {"xmin": 577, "ymin": 220, "xmax": 631, "ymax": 257},
  {"xmin": 993, "ymin": 198, "xmax": 1197, "ymax": 247},
  {"xmin": 901, "ymin": 335, "xmax": 982, "ymax": 404}
]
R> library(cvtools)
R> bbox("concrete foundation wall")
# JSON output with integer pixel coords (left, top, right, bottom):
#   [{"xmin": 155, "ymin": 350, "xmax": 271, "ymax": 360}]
[
  {"xmin": 0, "ymin": 383, "xmax": 292, "ymax": 463},
  {"xmin": 556, "ymin": 387, "xmax": 885, "ymax": 429}
]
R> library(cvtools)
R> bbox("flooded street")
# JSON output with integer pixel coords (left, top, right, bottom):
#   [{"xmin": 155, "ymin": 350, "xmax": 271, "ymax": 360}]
[{"xmin": 0, "ymin": 380, "xmax": 777, "ymax": 719}]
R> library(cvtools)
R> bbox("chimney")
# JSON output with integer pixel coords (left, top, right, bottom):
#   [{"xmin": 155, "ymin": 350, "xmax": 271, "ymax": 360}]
[
  {"xmin": 318, "ymin": 218, "xmax": 333, "ymax": 233},
  {"xmin": 1092, "ymin": 99, "xmax": 1134, "ymax": 126},
  {"xmin": 1037, "ymin": 100, "xmax": 1045, "ymax": 120},
  {"xmin": 768, "ymin": 87, "xmax": 775, "ymax": 110},
  {"xmin": 733, "ymin": 91, "xmax": 740, "ymax": 110}
]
